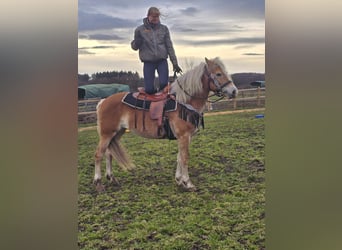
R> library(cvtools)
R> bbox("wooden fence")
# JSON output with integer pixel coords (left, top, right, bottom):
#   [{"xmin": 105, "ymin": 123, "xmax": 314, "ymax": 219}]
[
  {"xmin": 78, "ymin": 87, "xmax": 265, "ymax": 124},
  {"xmin": 207, "ymin": 87, "xmax": 265, "ymax": 111}
]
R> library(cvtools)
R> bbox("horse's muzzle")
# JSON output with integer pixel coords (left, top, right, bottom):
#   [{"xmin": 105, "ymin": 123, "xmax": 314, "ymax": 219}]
[{"xmin": 227, "ymin": 88, "xmax": 238, "ymax": 99}]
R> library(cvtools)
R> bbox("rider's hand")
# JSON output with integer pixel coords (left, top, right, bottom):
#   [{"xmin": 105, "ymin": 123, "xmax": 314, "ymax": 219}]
[{"xmin": 173, "ymin": 64, "xmax": 182, "ymax": 73}]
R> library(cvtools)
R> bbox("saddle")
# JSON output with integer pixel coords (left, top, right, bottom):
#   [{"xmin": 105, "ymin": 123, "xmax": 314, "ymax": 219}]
[
  {"xmin": 121, "ymin": 87, "xmax": 203, "ymax": 140},
  {"xmin": 133, "ymin": 86, "xmax": 170, "ymax": 102},
  {"xmin": 121, "ymin": 85, "xmax": 176, "ymax": 139},
  {"xmin": 132, "ymin": 86, "xmax": 174, "ymax": 127}
]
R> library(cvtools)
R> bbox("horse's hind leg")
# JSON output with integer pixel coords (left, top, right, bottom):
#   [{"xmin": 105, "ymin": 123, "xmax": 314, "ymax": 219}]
[
  {"xmin": 94, "ymin": 134, "xmax": 112, "ymax": 192},
  {"xmin": 105, "ymin": 149, "xmax": 119, "ymax": 186}
]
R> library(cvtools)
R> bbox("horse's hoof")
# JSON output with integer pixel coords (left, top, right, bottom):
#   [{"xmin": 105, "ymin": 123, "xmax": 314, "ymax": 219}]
[
  {"xmin": 93, "ymin": 179, "xmax": 105, "ymax": 192},
  {"xmin": 95, "ymin": 183, "xmax": 105, "ymax": 192},
  {"xmin": 185, "ymin": 184, "xmax": 197, "ymax": 192},
  {"xmin": 106, "ymin": 175, "xmax": 120, "ymax": 186},
  {"xmin": 187, "ymin": 185, "xmax": 197, "ymax": 192},
  {"xmin": 177, "ymin": 179, "xmax": 197, "ymax": 192}
]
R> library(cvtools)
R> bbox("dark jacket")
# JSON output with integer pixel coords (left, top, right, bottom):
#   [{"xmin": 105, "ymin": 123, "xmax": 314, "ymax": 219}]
[{"xmin": 131, "ymin": 18, "xmax": 178, "ymax": 66}]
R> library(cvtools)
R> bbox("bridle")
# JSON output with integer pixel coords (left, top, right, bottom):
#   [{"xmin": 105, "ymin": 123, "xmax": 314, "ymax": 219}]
[{"xmin": 174, "ymin": 67, "xmax": 232, "ymax": 103}]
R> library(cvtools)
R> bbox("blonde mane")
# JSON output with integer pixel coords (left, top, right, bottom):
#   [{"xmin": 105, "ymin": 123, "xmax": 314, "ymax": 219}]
[
  {"xmin": 171, "ymin": 57, "xmax": 228, "ymax": 103},
  {"xmin": 170, "ymin": 62, "xmax": 206, "ymax": 103}
]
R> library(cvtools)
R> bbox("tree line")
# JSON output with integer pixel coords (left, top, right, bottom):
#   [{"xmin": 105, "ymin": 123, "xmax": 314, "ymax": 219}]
[
  {"xmin": 78, "ymin": 70, "xmax": 143, "ymax": 92},
  {"xmin": 78, "ymin": 70, "xmax": 265, "ymax": 91}
]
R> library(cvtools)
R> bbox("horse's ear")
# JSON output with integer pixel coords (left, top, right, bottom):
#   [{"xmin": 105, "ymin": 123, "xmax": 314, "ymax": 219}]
[{"xmin": 205, "ymin": 57, "xmax": 210, "ymax": 64}]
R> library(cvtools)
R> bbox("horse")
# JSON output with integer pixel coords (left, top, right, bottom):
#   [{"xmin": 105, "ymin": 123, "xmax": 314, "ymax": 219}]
[{"xmin": 93, "ymin": 57, "xmax": 238, "ymax": 192}]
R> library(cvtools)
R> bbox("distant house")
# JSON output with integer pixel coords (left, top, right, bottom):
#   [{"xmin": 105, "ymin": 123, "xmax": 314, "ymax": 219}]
[
  {"xmin": 250, "ymin": 81, "xmax": 265, "ymax": 88},
  {"xmin": 78, "ymin": 83, "xmax": 130, "ymax": 99}
]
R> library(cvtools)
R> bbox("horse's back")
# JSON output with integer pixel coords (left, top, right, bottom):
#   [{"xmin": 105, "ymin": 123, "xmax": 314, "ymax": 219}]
[
  {"xmin": 106, "ymin": 91, "xmax": 128, "ymax": 104},
  {"xmin": 97, "ymin": 92, "xmax": 128, "ymax": 113}
]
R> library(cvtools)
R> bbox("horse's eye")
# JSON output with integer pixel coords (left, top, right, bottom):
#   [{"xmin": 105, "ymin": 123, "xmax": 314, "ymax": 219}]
[{"xmin": 216, "ymin": 73, "xmax": 222, "ymax": 77}]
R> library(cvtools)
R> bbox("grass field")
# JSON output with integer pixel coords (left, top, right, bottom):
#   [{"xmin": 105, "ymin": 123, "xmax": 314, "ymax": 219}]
[{"xmin": 78, "ymin": 111, "xmax": 265, "ymax": 249}]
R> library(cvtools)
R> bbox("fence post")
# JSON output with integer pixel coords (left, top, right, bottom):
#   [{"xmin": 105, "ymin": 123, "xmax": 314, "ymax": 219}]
[{"xmin": 257, "ymin": 87, "xmax": 261, "ymax": 106}]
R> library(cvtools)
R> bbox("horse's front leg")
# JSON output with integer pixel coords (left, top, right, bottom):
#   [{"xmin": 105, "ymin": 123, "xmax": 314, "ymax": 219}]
[{"xmin": 175, "ymin": 134, "xmax": 196, "ymax": 191}]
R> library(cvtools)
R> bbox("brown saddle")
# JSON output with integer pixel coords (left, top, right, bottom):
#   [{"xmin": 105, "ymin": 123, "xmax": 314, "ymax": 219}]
[
  {"xmin": 133, "ymin": 86, "xmax": 170, "ymax": 101},
  {"xmin": 132, "ymin": 86, "xmax": 174, "ymax": 127}
]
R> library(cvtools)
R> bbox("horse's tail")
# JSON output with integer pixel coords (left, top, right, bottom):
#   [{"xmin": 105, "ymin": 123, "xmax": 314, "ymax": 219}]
[{"xmin": 107, "ymin": 129, "xmax": 135, "ymax": 171}]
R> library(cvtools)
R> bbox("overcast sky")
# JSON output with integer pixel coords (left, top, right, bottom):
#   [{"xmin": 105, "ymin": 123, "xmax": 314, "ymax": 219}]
[{"xmin": 78, "ymin": 0, "xmax": 265, "ymax": 76}]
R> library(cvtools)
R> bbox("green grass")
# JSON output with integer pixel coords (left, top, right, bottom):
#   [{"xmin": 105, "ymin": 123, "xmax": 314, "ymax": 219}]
[{"xmin": 78, "ymin": 111, "xmax": 265, "ymax": 249}]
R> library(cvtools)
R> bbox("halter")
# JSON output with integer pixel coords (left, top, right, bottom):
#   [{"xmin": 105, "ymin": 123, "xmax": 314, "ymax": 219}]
[
  {"xmin": 207, "ymin": 70, "xmax": 232, "ymax": 97},
  {"xmin": 175, "ymin": 67, "xmax": 232, "ymax": 102}
]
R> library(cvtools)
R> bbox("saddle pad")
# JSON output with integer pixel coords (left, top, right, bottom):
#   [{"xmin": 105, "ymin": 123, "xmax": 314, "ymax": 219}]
[
  {"xmin": 121, "ymin": 92, "xmax": 177, "ymax": 112},
  {"xmin": 179, "ymin": 103, "xmax": 205, "ymax": 129}
]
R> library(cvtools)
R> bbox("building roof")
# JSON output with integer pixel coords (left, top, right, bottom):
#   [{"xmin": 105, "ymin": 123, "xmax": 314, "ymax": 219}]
[{"xmin": 78, "ymin": 83, "xmax": 130, "ymax": 99}]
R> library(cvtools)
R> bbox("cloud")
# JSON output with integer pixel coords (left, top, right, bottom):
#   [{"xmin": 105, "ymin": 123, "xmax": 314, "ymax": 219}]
[
  {"xmin": 234, "ymin": 45, "xmax": 255, "ymax": 49},
  {"xmin": 78, "ymin": 46, "xmax": 116, "ymax": 50},
  {"xmin": 78, "ymin": 50, "xmax": 95, "ymax": 55},
  {"xmin": 88, "ymin": 34, "xmax": 124, "ymax": 41},
  {"xmin": 242, "ymin": 53, "xmax": 264, "ymax": 56},
  {"xmin": 78, "ymin": 34, "xmax": 123, "ymax": 41},
  {"xmin": 170, "ymin": 22, "xmax": 250, "ymax": 37},
  {"xmin": 78, "ymin": 34, "xmax": 88, "ymax": 39},
  {"xmin": 178, "ymin": 37, "xmax": 265, "ymax": 46},
  {"xmin": 179, "ymin": 7, "xmax": 200, "ymax": 16},
  {"xmin": 171, "ymin": 24, "xmax": 245, "ymax": 34},
  {"xmin": 78, "ymin": 11, "xmax": 137, "ymax": 31},
  {"xmin": 171, "ymin": 25, "xmax": 199, "ymax": 32},
  {"xmin": 199, "ymin": 0, "xmax": 264, "ymax": 19},
  {"xmin": 78, "ymin": 0, "xmax": 265, "ymax": 74},
  {"xmin": 78, "ymin": 45, "xmax": 116, "ymax": 56}
]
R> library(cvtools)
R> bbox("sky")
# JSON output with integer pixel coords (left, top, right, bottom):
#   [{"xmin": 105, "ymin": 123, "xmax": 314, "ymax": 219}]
[{"xmin": 78, "ymin": 0, "xmax": 265, "ymax": 76}]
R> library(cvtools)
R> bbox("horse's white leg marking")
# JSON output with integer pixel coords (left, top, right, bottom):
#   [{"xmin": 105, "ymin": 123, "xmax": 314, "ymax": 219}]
[
  {"xmin": 175, "ymin": 151, "xmax": 182, "ymax": 183},
  {"xmin": 104, "ymin": 149, "xmax": 120, "ymax": 185},
  {"xmin": 105, "ymin": 149, "xmax": 112, "ymax": 179},
  {"xmin": 94, "ymin": 166, "xmax": 101, "ymax": 181},
  {"xmin": 176, "ymin": 135, "xmax": 196, "ymax": 190},
  {"xmin": 94, "ymin": 138, "xmax": 111, "ymax": 188},
  {"xmin": 94, "ymin": 148, "xmax": 103, "ymax": 181}
]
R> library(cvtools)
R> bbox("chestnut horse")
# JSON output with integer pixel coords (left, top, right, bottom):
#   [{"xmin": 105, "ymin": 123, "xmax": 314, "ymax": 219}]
[{"xmin": 94, "ymin": 57, "xmax": 238, "ymax": 191}]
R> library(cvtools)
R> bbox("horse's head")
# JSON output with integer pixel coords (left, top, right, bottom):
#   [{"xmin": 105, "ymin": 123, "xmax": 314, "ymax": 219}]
[{"xmin": 205, "ymin": 57, "xmax": 238, "ymax": 99}]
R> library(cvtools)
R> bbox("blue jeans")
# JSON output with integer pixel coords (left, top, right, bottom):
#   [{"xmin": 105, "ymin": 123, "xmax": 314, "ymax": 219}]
[{"xmin": 143, "ymin": 59, "xmax": 169, "ymax": 94}]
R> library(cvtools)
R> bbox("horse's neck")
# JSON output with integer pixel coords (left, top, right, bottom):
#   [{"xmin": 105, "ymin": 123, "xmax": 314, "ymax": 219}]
[
  {"xmin": 174, "ymin": 69, "xmax": 210, "ymax": 113},
  {"xmin": 188, "ymin": 96, "xmax": 208, "ymax": 113},
  {"xmin": 189, "ymin": 80, "xmax": 210, "ymax": 112},
  {"xmin": 188, "ymin": 72, "xmax": 210, "ymax": 113},
  {"xmin": 181, "ymin": 74, "xmax": 209, "ymax": 112}
]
